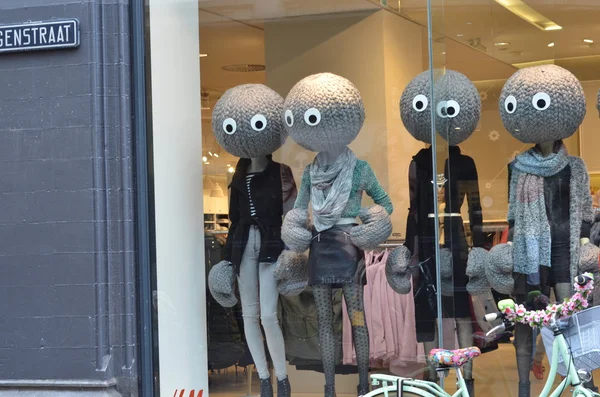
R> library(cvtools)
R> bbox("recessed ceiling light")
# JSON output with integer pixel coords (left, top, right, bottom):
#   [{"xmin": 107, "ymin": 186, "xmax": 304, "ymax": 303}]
[
  {"xmin": 209, "ymin": 151, "xmax": 213, "ymax": 156},
  {"xmin": 548, "ymin": 42, "xmax": 555, "ymax": 47},
  {"xmin": 441, "ymin": 52, "xmax": 446, "ymax": 55},
  {"xmin": 202, "ymin": 156, "xmax": 208, "ymax": 162},
  {"xmin": 466, "ymin": 21, "xmax": 472, "ymax": 25},
  {"xmin": 457, "ymin": 33, "xmax": 464, "ymax": 37},
  {"xmin": 199, "ymin": 53, "xmax": 208, "ymax": 57},
  {"xmin": 495, "ymin": 42, "xmax": 511, "ymax": 46},
  {"xmin": 228, "ymin": 167, "xmax": 235, "ymax": 173},
  {"xmin": 584, "ymin": 39, "xmax": 594, "ymax": 43},
  {"xmin": 493, "ymin": 0, "xmax": 561, "ymax": 31},
  {"xmin": 214, "ymin": 153, "xmax": 219, "ymax": 158}
]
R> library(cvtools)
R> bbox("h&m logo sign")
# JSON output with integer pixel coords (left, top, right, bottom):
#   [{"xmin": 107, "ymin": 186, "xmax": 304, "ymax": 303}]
[{"xmin": 173, "ymin": 390, "xmax": 204, "ymax": 397}]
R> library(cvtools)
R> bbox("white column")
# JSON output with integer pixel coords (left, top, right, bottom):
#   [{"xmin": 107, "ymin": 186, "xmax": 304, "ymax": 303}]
[{"xmin": 148, "ymin": 0, "xmax": 207, "ymax": 396}]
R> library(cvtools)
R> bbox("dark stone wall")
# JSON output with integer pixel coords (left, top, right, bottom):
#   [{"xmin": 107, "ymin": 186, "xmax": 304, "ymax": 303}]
[{"xmin": 0, "ymin": 1, "xmax": 137, "ymax": 395}]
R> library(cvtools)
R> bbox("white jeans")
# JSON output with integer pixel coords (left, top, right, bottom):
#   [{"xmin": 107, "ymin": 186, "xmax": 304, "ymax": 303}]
[{"xmin": 238, "ymin": 226, "xmax": 287, "ymax": 380}]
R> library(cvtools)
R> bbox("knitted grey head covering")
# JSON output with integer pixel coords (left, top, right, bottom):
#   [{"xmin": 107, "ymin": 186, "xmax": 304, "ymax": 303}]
[
  {"xmin": 208, "ymin": 260, "xmax": 238, "ymax": 308},
  {"xmin": 400, "ymin": 71, "xmax": 433, "ymax": 144},
  {"xmin": 486, "ymin": 243, "xmax": 515, "ymax": 295},
  {"xmin": 579, "ymin": 242, "xmax": 600, "ymax": 273},
  {"xmin": 466, "ymin": 247, "xmax": 491, "ymax": 295},
  {"xmin": 499, "ymin": 65, "xmax": 586, "ymax": 144},
  {"xmin": 385, "ymin": 245, "xmax": 412, "ymax": 294},
  {"xmin": 435, "ymin": 70, "xmax": 481, "ymax": 145},
  {"xmin": 273, "ymin": 250, "xmax": 308, "ymax": 296},
  {"xmin": 212, "ymin": 84, "xmax": 287, "ymax": 158},
  {"xmin": 283, "ymin": 73, "xmax": 365, "ymax": 152}
]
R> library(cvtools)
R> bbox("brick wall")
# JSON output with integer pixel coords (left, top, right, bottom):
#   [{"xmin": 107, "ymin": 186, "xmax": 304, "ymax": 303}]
[{"xmin": 0, "ymin": 1, "xmax": 137, "ymax": 395}]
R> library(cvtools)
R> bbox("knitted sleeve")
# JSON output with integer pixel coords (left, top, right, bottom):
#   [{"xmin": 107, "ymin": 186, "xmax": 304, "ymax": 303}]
[
  {"xmin": 293, "ymin": 165, "xmax": 311, "ymax": 210},
  {"xmin": 572, "ymin": 157, "xmax": 593, "ymax": 238},
  {"xmin": 361, "ymin": 161, "xmax": 393, "ymax": 214}
]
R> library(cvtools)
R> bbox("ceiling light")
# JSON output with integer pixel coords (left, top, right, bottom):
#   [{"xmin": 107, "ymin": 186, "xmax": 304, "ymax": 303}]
[
  {"xmin": 495, "ymin": 42, "xmax": 510, "ymax": 46},
  {"xmin": 201, "ymin": 107, "xmax": 210, "ymax": 110},
  {"xmin": 457, "ymin": 34, "xmax": 464, "ymax": 37},
  {"xmin": 548, "ymin": 42, "xmax": 555, "ymax": 47},
  {"xmin": 228, "ymin": 167, "xmax": 235, "ymax": 173},
  {"xmin": 210, "ymin": 183, "xmax": 224, "ymax": 198},
  {"xmin": 202, "ymin": 156, "xmax": 208, "ymax": 162},
  {"xmin": 584, "ymin": 39, "xmax": 594, "ymax": 43},
  {"xmin": 214, "ymin": 153, "xmax": 219, "ymax": 158},
  {"xmin": 466, "ymin": 21, "xmax": 472, "ymax": 25},
  {"xmin": 493, "ymin": 0, "xmax": 562, "ymax": 31},
  {"xmin": 209, "ymin": 152, "xmax": 213, "ymax": 156},
  {"xmin": 199, "ymin": 53, "xmax": 208, "ymax": 57}
]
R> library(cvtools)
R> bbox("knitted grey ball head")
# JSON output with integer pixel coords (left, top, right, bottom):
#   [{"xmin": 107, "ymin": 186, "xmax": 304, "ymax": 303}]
[
  {"xmin": 466, "ymin": 247, "xmax": 491, "ymax": 295},
  {"xmin": 499, "ymin": 65, "xmax": 586, "ymax": 144},
  {"xmin": 487, "ymin": 243, "xmax": 515, "ymax": 295},
  {"xmin": 400, "ymin": 71, "xmax": 433, "ymax": 144},
  {"xmin": 212, "ymin": 84, "xmax": 287, "ymax": 158},
  {"xmin": 435, "ymin": 70, "xmax": 481, "ymax": 145},
  {"xmin": 283, "ymin": 73, "xmax": 365, "ymax": 153}
]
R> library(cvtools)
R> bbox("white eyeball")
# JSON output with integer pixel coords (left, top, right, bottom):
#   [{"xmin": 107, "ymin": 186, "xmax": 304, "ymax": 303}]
[
  {"xmin": 222, "ymin": 118, "xmax": 237, "ymax": 135},
  {"xmin": 436, "ymin": 101, "xmax": 448, "ymax": 118},
  {"xmin": 505, "ymin": 95, "xmax": 517, "ymax": 114},
  {"xmin": 285, "ymin": 110, "xmax": 294, "ymax": 127},
  {"xmin": 250, "ymin": 114, "xmax": 267, "ymax": 132},
  {"xmin": 532, "ymin": 92, "xmax": 551, "ymax": 111},
  {"xmin": 304, "ymin": 108, "xmax": 321, "ymax": 126},
  {"xmin": 412, "ymin": 95, "xmax": 428, "ymax": 112},
  {"xmin": 445, "ymin": 100, "xmax": 460, "ymax": 118}
]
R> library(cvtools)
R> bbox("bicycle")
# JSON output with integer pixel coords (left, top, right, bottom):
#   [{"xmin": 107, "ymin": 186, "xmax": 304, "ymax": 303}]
[{"xmin": 363, "ymin": 273, "xmax": 598, "ymax": 397}]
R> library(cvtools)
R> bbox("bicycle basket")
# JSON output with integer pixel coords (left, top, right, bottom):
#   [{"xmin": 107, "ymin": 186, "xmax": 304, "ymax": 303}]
[{"xmin": 541, "ymin": 306, "xmax": 600, "ymax": 376}]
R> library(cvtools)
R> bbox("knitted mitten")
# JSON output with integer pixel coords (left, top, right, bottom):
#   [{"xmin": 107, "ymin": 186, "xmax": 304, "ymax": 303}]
[
  {"xmin": 273, "ymin": 250, "xmax": 308, "ymax": 296},
  {"xmin": 350, "ymin": 205, "xmax": 393, "ymax": 250},
  {"xmin": 579, "ymin": 242, "xmax": 600, "ymax": 273},
  {"xmin": 281, "ymin": 209, "xmax": 312, "ymax": 253},
  {"xmin": 466, "ymin": 247, "xmax": 491, "ymax": 295},
  {"xmin": 385, "ymin": 245, "xmax": 412, "ymax": 294},
  {"xmin": 487, "ymin": 243, "xmax": 514, "ymax": 295},
  {"xmin": 208, "ymin": 260, "xmax": 238, "ymax": 307}
]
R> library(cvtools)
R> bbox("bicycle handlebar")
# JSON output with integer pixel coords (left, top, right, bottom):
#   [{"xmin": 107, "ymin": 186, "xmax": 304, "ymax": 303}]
[{"xmin": 484, "ymin": 273, "xmax": 594, "ymax": 335}]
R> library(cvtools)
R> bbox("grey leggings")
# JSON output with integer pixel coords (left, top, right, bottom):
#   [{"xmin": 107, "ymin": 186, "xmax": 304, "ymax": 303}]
[
  {"xmin": 313, "ymin": 284, "xmax": 370, "ymax": 389},
  {"xmin": 238, "ymin": 226, "xmax": 287, "ymax": 381},
  {"xmin": 514, "ymin": 283, "xmax": 571, "ymax": 383}
]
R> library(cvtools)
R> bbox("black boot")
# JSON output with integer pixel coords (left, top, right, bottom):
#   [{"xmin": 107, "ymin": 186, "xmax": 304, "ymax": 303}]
[
  {"xmin": 357, "ymin": 384, "xmax": 369, "ymax": 396},
  {"xmin": 324, "ymin": 384, "xmax": 336, "ymax": 397},
  {"xmin": 518, "ymin": 381, "xmax": 530, "ymax": 397},
  {"xmin": 260, "ymin": 378, "xmax": 273, "ymax": 397},
  {"xmin": 465, "ymin": 379, "xmax": 474, "ymax": 397},
  {"xmin": 277, "ymin": 377, "xmax": 291, "ymax": 397}
]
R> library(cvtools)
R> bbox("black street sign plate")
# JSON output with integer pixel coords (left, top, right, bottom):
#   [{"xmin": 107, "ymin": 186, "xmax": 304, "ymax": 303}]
[{"xmin": 0, "ymin": 19, "xmax": 80, "ymax": 54}]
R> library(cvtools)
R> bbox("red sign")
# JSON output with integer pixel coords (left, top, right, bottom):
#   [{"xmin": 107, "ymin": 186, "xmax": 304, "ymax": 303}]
[{"xmin": 173, "ymin": 389, "xmax": 204, "ymax": 397}]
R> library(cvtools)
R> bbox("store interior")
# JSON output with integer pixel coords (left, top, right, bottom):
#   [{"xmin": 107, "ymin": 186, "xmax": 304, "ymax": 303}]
[{"xmin": 197, "ymin": 1, "xmax": 600, "ymax": 396}]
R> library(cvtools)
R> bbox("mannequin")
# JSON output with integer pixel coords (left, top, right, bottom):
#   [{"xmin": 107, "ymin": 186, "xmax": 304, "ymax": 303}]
[
  {"xmin": 277, "ymin": 73, "xmax": 393, "ymax": 397},
  {"xmin": 485, "ymin": 65, "xmax": 599, "ymax": 397},
  {"xmin": 386, "ymin": 70, "xmax": 483, "ymax": 396},
  {"xmin": 207, "ymin": 84, "xmax": 297, "ymax": 397}
]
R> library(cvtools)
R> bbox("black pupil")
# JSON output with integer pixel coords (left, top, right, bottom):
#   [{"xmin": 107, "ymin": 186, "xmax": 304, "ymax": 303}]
[
  {"xmin": 537, "ymin": 99, "xmax": 546, "ymax": 108},
  {"xmin": 447, "ymin": 107, "xmax": 455, "ymax": 116},
  {"xmin": 416, "ymin": 101, "xmax": 423, "ymax": 110},
  {"xmin": 507, "ymin": 102, "xmax": 514, "ymax": 111},
  {"xmin": 255, "ymin": 120, "xmax": 264, "ymax": 129},
  {"xmin": 287, "ymin": 116, "xmax": 292, "ymax": 124},
  {"xmin": 309, "ymin": 115, "xmax": 317, "ymax": 123},
  {"xmin": 226, "ymin": 124, "xmax": 233, "ymax": 132}
]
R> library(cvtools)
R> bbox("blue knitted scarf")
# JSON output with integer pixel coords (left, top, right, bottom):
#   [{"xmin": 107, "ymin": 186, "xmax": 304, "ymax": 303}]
[{"xmin": 510, "ymin": 144, "xmax": 570, "ymax": 277}]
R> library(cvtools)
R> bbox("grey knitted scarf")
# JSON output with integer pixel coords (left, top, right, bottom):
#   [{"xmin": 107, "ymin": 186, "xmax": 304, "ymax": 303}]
[
  {"xmin": 310, "ymin": 147, "xmax": 357, "ymax": 232},
  {"xmin": 509, "ymin": 144, "xmax": 569, "ymax": 276}
]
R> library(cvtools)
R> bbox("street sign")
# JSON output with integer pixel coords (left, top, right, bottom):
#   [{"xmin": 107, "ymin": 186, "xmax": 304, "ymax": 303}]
[{"xmin": 0, "ymin": 19, "xmax": 80, "ymax": 54}]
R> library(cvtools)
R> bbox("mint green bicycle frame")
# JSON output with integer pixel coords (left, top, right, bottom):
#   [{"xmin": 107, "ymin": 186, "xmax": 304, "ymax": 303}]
[{"xmin": 365, "ymin": 329, "xmax": 598, "ymax": 397}]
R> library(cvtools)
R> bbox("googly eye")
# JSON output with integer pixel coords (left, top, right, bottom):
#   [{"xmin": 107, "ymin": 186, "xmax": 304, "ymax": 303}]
[
  {"xmin": 412, "ymin": 95, "xmax": 428, "ymax": 112},
  {"xmin": 304, "ymin": 108, "xmax": 321, "ymax": 126},
  {"xmin": 250, "ymin": 114, "xmax": 267, "ymax": 132},
  {"xmin": 505, "ymin": 95, "xmax": 517, "ymax": 114},
  {"xmin": 445, "ymin": 100, "xmax": 460, "ymax": 118},
  {"xmin": 222, "ymin": 118, "xmax": 237, "ymax": 135},
  {"xmin": 436, "ymin": 101, "xmax": 448, "ymax": 118},
  {"xmin": 532, "ymin": 92, "xmax": 551, "ymax": 111},
  {"xmin": 285, "ymin": 110, "xmax": 294, "ymax": 127}
]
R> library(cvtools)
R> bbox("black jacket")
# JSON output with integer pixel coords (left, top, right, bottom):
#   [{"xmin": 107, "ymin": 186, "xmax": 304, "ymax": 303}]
[{"xmin": 224, "ymin": 157, "xmax": 297, "ymax": 273}]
